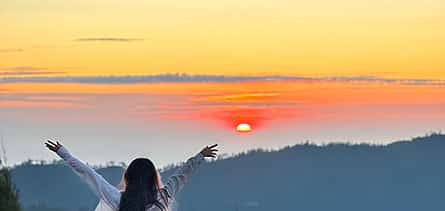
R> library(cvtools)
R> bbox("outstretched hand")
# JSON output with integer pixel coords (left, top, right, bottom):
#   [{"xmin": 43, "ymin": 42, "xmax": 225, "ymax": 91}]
[
  {"xmin": 200, "ymin": 144, "xmax": 218, "ymax": 158},
  {"xmin": 45, "ymin": 140, "xmax": 62, "ymax": 153}
]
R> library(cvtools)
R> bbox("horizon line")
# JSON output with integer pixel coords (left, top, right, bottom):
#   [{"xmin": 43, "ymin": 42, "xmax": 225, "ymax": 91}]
[{"xmin": 4, "ymin": 132, "xmax": 444, "ymax": 168}]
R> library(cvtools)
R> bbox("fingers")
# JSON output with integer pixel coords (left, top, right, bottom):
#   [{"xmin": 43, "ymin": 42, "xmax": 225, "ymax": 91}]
[
  {"xmin": 201, "ymin": 144, "xmax": 219, "ymax": 158},
  {"xmin": 45, "ymin": 140, "xmax": 55, "ymax": 149},
  {"xmin": 203, "ymin": 144, "xmax": 218, "ymax": 151},
  {"xmin": 203, "ymin": 152, "xmax": 217, "ymax": 158},
  {"xmin": 47, "ymin": 140, "xmax": 57, "ymax": 146},
  {"xmin": 45, "ymin": 143, "xmax": 56, "ymax": 152},
  {"xmin": 208, "ymin": 144, "xmax": 218, "ymax": 149},
  {"xmin": 45, "ymin": 139, "xmax": 62, "ymax": 152}
]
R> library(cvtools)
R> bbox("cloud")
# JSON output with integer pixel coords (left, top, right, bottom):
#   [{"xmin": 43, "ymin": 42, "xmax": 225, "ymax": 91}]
[
  {"xmin": 0, "ymin": 93, "xmax": 88, "ymax": 109},
  {"xmin": 0, "ymin": 66, "xmax": 65, "ymax": 76},
  {"xmin": 201, "ymin": 93, "xmax": 282, "ymax": 102},
  {"xmin": 0, "ymin": 74, "xmax": 272, "ymax": 83},
  {"xmin": 1, "ymin": 73, "xmax": 444, "ymax": 85},
  {"xmin": 74, "ymin": 38, "xmax": 144, "ymax": 42},
  {"xmin": 0, "ymin": 48, "xmax": 24, "ymax": 53}
]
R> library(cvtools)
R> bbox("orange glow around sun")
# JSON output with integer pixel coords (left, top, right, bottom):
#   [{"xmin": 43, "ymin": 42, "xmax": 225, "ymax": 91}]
[
  {"xmin": 2, "ymin": 81, "xmax": 445, "ymax": 132},
  {"xmin": 236, "ymin": 123, "xmax": 252, "ymax": 133}
]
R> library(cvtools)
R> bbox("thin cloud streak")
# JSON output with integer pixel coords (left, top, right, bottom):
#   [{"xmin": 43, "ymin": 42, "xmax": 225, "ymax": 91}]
[
  {"xmin": 1, "ymin": 74, "xmax": 445, "ymax": 85},
  {"xmin": 0, "ymin": 93, "xmax": 89, "ymax": 109},
  {"xmin": 0, "ymin": 48, "xmax": 24, "ymax": 53},
  {"xmin": 74, "ymin": 38, "xmax": 144, "ymax": 42},
  {"xmin": 0, "ymin": 66, "xmax": 65, "ymax": 76}
]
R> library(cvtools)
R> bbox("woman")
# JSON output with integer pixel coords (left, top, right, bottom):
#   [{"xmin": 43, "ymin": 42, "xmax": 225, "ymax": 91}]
[{"xmin": 45, "ymin": 140, "xmax": 218, "ymax": 211}]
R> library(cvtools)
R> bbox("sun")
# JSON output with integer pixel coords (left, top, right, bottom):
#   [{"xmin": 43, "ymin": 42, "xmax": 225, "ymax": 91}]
[{"xmin": 236, "ymin": 123, "xmax": 252, "ymax": 132}]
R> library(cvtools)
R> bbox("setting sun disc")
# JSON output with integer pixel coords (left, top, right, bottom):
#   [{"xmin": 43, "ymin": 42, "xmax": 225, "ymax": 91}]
[{"xmin": 236, "ymin": 123, "xmax": 252, "ymax": 132}]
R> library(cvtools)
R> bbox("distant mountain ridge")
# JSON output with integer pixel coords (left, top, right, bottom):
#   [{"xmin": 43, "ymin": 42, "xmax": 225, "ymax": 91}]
[{"xmin": 11, "ymin": 134, "xmax": 445, "ymax": 211}]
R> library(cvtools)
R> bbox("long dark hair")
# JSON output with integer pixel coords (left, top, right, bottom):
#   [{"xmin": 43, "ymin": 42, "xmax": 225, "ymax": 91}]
[{"xmin": 118, "ymin": 158, "xmax": 168, "ymax": 211}]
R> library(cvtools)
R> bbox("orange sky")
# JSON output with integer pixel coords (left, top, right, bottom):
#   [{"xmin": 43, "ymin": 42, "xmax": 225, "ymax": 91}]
[
  {"xmin": 2, "ymin": 80, "xmax": 445, "ymax": 165},
  {"xmin": 1, "ymin": 0, "xmax": 444, "ymax": 79},
  {"xmin": 2, "ymin": 81, "xmax": 445, "ymax": 128}
]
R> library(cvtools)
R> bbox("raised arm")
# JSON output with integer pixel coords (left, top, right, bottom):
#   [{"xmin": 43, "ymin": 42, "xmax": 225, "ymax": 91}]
[
  {"xmin": 45, "ymin": 140, "xmax": 121, "ymax": 210},
  {"xmin": 163, "ymin": 144, "xmax": 218, "ymax": 199}
]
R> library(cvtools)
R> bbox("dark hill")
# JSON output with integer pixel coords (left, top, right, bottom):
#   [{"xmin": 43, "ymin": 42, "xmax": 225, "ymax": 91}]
[{"xmin": 11, "ymin": 134, "xmax": 445, "ymax": 211}]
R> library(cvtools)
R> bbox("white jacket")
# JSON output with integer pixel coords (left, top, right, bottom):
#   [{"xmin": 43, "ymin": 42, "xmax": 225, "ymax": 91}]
[{"xmin": 56, "ymin": 146, "xmax": 205, "ymax": 211}]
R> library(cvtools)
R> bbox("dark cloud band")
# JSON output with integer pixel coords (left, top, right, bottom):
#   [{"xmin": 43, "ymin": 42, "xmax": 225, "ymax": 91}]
[{"xmin": 1, "ymin": 74, "xmax": 444, "ymax": 85}]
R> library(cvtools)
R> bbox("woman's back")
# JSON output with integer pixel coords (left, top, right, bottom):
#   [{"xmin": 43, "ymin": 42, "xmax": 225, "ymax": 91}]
[{"xmin": 45, "ymin": 141, "xmax": 217, "ymax": 211}]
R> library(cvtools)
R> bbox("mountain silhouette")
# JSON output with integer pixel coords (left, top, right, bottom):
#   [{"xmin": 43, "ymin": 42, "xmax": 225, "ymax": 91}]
[{"xmin": 11, "ymin": 134, "xmax": 445, "ymax": 211}]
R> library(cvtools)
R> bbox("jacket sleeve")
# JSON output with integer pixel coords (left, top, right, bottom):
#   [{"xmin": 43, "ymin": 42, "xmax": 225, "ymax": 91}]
[
  {"xmin": 163, "ymin": 153, "xmax": 205, "ymax": 199},
  {"xmin": 56, "ymin": 146, "xmax": 121, "ymax": 210}
]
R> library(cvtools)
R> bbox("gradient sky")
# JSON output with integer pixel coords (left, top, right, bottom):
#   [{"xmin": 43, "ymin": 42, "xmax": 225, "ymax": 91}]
[
  {"xmin": 1, "ymin": 0, "xmax": 444, "ymax": 78},
  {"xmin": 1, "ymin": 80, "xmax": 445, "ymax": 166},
  {"xmin": 0, "ymin": 0, "xmax": 444, "ymax": 166}
]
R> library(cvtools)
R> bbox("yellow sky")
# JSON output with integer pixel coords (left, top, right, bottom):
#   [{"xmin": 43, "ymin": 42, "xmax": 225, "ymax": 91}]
[{"xmin": 1, "ymin": 0, "xmax": 444, "ymax": 79}]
